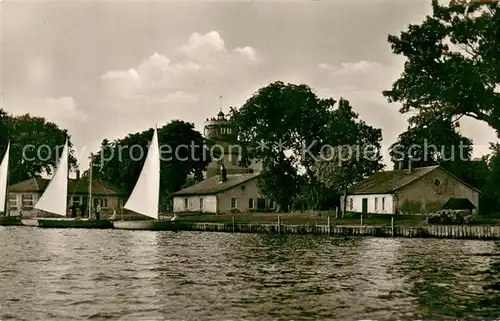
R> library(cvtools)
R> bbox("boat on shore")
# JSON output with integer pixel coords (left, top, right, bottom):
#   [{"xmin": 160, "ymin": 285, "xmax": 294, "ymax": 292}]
[
  {"xmin": 113, "ymin": 127, "xmax": 178, "ymax": 230},
  {"xmin": 21, "ymin": 140, "xmax": 112, "ymax": 229}
]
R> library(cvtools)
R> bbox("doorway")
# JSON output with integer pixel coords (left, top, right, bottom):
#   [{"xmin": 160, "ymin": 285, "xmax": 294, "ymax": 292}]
[{"xmin": 362, "ymin": 198, "xmax": 368, "ymax": 214}]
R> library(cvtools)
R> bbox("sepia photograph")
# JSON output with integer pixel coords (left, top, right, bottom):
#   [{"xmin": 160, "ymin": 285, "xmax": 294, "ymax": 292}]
[{"xmin": 1, "ymin": 0, "xmax": 500, "ymax": 319}]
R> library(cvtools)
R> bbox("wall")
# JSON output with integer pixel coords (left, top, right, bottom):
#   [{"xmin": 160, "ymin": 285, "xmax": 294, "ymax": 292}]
[
  {"xmin": 343, "ymin": 194, "xmax": 394, "ymax": 214},
  {"xmin": 173, "ymin": 195, "xmax": 217, "ymax": 213},
  {"xmin": 217, "ymin": 178, "xmax": 273, "ymax": 213},
  {"xmin": 395, "ymin": 167, "xmax": 479, "ymax": 214},
  {"xmin": 7, "ymin": 192, "xmax": 41, "ymax": 217},
  {"xmin": 8, "ymin": 192, "xmax": 125, "ymax": 217}
]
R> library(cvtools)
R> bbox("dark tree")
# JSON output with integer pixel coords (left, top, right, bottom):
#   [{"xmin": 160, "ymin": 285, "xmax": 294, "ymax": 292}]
[
  {"xmin": 389, "ymin": 117, "xmax": 473, "ymax": 169},
  {"xmin": 0, "ymin": 109, "xmax": 78, "ymax": 184},
  {"xmin": 230, "ymin": 81, "xmax": 336, "ymax": 211},
  {"xmin": 92, "ymin": 120, "xmax": 210, "ymax": 211},
  {"xmin": 383, "ymin": 0, "xmax": 500, "ymax": 136},
  {"xmin": 314, "ymin": 99, "xmax": 384, "ymax": 216}
]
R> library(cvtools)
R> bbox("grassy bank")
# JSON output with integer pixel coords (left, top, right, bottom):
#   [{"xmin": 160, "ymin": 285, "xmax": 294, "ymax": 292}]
[{"xmin": 176, "ymin": 212, "xmax": 500, "ymax": 227}]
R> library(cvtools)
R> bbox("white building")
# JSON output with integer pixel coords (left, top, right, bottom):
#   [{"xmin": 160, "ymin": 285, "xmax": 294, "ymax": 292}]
[{"xmin": 342, "ymin": 165, "xmax": 480, "ymax": 215}]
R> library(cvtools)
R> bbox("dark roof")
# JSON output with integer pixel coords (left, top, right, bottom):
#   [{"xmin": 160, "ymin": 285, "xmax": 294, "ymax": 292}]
[
  {"xmin": 442, "ymin": 198, "xmax": 476, "ymax": 210},
  {"xmin": 9, "ymin": 177, "xmax": 127, "ymax": 196},
  {"xmin": 348, "ymin": 165, "xmax": 439, "ymax": 195},
  {"xmin": 217, "ymin": 110, "xmax": 225, "ymax": 117},
  {"xmin": 349, "ymin": 165, "xmax": 481, "ymax": 195},
  {"xmin": 172, "ymin": 173, "xmax": 259, "ymax": 196}
]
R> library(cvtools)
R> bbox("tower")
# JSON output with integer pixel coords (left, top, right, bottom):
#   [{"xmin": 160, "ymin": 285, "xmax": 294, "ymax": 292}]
[{"xmin": 203, "ymin": 109, "xmax": 261, "ymax": 178}]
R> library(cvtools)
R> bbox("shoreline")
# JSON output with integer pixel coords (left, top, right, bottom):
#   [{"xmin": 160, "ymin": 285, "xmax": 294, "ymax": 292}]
[
  {"xmin": 3, "ymin": 212, "xmax": 500, "ymax": 240},
  {"xmin": 122, "ymin": 221, "xmax": 500, "ymax": 240}
]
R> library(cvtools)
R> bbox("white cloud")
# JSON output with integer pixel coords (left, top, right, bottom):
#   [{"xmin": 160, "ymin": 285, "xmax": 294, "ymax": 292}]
[
  {"xmin": 178, "ymin": 30, "xmax": 227, "ymax": 64},
  {"xmin": 318, "ymin": 60, "xmax": 383, "ymax": 75},
  {"xmin": 6, "ymin": 96, "xmax": 87, "ymax": 123},
  {"xmin": 100, "ymin": 31, "xmax": 260, "ymax": 103},
  {"xmin": 233, "ymin": 46, "xmax": 258, "ymax": 61}
]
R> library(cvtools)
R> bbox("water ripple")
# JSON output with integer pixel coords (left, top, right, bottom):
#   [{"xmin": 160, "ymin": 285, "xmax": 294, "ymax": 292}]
[{"xmin": 1, "ymin": 227, "xmax": 500, "ymax": 320}]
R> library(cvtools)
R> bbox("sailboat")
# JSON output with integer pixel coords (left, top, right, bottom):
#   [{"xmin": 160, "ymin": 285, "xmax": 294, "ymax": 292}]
[
  {"xmin": 113, "ymin": 127, "xmax": 178, "ymax": 230},
  {"xmin": 0, "ymin": 142, "xmax": 20, "ymax": 226},
  {"xmin": 21, "ymin": 140, "xmax": 112, "ymax": 228}
]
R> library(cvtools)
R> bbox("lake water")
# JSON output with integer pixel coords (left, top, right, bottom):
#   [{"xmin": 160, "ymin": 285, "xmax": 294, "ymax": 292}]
[{"xmin": 0, "ymin": 227, "xmax": 499, "ymax": 321}]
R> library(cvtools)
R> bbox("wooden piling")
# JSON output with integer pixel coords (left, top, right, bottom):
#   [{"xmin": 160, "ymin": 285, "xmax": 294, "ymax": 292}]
[
  {"xmin": 232, "ymin": 215, "xmax": 236, "ymax": 232},
  {"xmin": 391, "ymin": 216, "xmax": 394, "ymax": 237},
  {"xmin": 277, "ymin": 215, "xmax": 281, "ymax": 234},
  {"xmin": 327, "ymin": 215, "xmax": 331, "ymax": 236},
  {"xmin": 360, "ymin": 214, "xmax": 363, "ymax": 226}
]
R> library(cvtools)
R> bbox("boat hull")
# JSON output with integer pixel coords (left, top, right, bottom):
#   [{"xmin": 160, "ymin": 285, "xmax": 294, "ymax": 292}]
[
  {"xmin": 112, "ymin": 220, "xmax": 180, "ymax": 230},
  {"xmin": 0, "ymin": 215, "xmax": 22, "ymax": 226},
  {"xmin": 21, "ymin": 218, "xmax": 40, "ymax": 227},
  {"xmin": 37, "ymin": 219, "xmax": 113, "ymax": 229},
  {"xmin": 22, "ymin": 218, "xmax": 113, "ymax": 229}
]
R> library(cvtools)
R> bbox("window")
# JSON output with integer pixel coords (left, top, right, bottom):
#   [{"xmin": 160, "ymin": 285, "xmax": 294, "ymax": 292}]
[
  {"xmin": 248, "ymin": 198, "xmax": 254, "ymax": 209},
  {"xmin": 22, "ymin": 194, "xmax": 34, "ymax": 209},
  {"xmin": 231, "ymin": 197, "xmax": 237, "ymax": 209},
  {"xmin": 72, "ymin": 196, "xmax": 80, "ymax": 205},
  {"xmin": 231, "ymin": 156, "xmax": 238, "ymax": 165},
  {"xmin": 227, "ymin": 128, "xmax": 232, "ymax": 134},
  {"xmin": 269, "ymin": 200, "xmax": 275, "ymax": 209},
  {"xmin": 349, "ymin": 197, "xmax": 353, "ymax": 211},
  {"xmin": 9, "ymin": 194, "xmax": 17, "ymax": 210},
  {"xmin": 100, "ymin": 198, "xmax": 108, "ymax": 208},
  {"xmin": 435, "ymin": 179, "xmax": 441, "ymax": 186},
  {"xmin": 221, "ymin": 128, "xmax": 226, "ymax": 134},
  {"xmin": 257, "ymin": 198, "xmax": 266, "ymax": 210},
  {"xmin": 374, "ymin": 197, "xmax": 378, "ymax": 211},
  {"xmin": 184, "ymin": 198, "xmax": 188, "ymax": 210},
  {"xmin": 199, "ymin": 198, "xmax": 204, "ymax": 210},
  {"xmin": 82, "ymin": 196, "xmax": 88, "ymax": 205},
  {"xmin": 382, "ymin": 197, "xmax": 385, "ymax": 211}
]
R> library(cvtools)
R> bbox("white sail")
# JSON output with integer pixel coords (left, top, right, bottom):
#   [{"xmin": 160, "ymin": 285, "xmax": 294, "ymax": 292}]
[
  {"xmin": 124, "ymin": 128, "xmax": 160, "ymax": 219},
  {"xmin": 34, "ymin": 140, "xmax": 69, "ymax": 216},
  {"xmin": 0, "ymin": 142, "xmax": 10, "ymax": 213}
]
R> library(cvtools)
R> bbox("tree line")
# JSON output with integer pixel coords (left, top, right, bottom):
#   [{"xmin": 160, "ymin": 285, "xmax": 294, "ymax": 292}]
[{"xmin": 1, "ymin": 0, "xmax": 498, "ymax": 214}]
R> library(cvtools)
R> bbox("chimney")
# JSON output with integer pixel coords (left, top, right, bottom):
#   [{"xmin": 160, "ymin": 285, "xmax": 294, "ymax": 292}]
[
  {"xmin": 220, "ymin": 164, "xmax": 227, "ymax": 183},
  {"xmin": 398, "ymin": 161, "xmax": 403, "ymax": 170},
  {"xmin": 407, "ymin": 158, "xmax": 412, "ymax": 174},
  {"xmin": 76, "ymin": 170, "xmax": 80, "ymax": 180}
]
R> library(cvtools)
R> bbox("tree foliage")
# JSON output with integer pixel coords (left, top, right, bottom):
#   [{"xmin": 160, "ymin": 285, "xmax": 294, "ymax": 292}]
[
  {"xmin": 482, "ymin": 143, "xmax": 500, "ymax": 213},
  {"xmin": 314, "ymin": 100, "xmax": 384, "ymax": 215},
  {"xmin": 0, "ymin": 109, "xmax": 78, "ymax": 184},
  {"xmin": 383, "ymin": 0, "xmax": 500, "ymax": 135},
  {"xmin": 91, "ymin": 120, "xmax": 210, "ymax": 211},
  {"xmin": 230, "ymin": 81, "xmax": 336, "ymax": 210},
  {"xmin": 389, "ymin": 117, "xmax": 473, "ymax": 169},
  {"xmin": 231, "ymin": 82, "xmax": 383, "ymax": 212}
]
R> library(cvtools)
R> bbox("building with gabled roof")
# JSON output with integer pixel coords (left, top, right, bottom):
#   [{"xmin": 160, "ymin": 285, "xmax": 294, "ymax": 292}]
[
  {"xmin": 342, "ymin": 165, "xmax": 480, "ymax": 215},
  {"xmin": 172, "ymin": 166, "xmax": 274, "ymax": 213},
  {"xmin": 7, "ymin": 175, "xmax": 128, "ymax": 217}
]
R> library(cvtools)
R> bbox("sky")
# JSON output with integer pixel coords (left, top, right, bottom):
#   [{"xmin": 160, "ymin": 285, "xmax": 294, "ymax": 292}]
[{"xmin": 1, "ymin": 0, "xmax": 498, "ymax": 171}]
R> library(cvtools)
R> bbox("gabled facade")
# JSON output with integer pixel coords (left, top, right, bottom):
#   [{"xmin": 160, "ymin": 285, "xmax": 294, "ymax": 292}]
[
  {"xmin": 172, "ymin": 171, "xmax": 275, "ymax": 214},
  {"xmin": 7, "ymin": 177, "xmax": 128, "ymax": 217},
  {"xmin": 342, "ymin": 165, "xmax": 480, "ymax": 215}
]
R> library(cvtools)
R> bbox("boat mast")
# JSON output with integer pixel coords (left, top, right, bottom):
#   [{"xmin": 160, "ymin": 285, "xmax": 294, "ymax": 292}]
[{"xmin": 89, "ymin": 153, "xmax": 93, "ymax": 219}]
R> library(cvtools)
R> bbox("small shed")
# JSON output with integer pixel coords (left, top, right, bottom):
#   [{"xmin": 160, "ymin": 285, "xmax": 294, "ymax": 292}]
[{"xmin": 441, "ymin": 198, "xmax": 476, "ymax": 213}]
